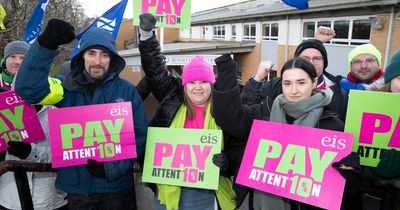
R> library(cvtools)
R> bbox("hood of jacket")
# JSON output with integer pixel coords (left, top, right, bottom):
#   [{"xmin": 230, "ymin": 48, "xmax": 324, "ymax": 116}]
[{"xmin": 65, "ymin": 27, "xmax": 126, "ymax": 90}]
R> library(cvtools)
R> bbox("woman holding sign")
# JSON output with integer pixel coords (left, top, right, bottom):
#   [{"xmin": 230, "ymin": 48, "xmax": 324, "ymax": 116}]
[
  {"xmin": 139, "ymin": 14, "xmax": 241, "ymax": 210},
  {"xmin": 212, "ymin": 56, "xmax": 360, "ymax": 210}
]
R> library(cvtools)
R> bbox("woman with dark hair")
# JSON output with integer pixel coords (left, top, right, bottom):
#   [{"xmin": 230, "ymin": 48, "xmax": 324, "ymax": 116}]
[{"xmin": 212, "ymin": 55, "xmax": 360, "ymax": 209}]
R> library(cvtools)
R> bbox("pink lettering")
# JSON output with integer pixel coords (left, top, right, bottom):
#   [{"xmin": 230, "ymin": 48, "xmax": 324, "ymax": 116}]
[
  {"xmin": 172, "ymin": 0, "xmax": 185, "ymax": 16},
  {"xmin": 171, "ymin": 144, "xmax": 192, "ymax": 168},
  {"xmin": 156, "ymin": 0, "xmax": 172, "ymax": 15},
  {"xmin": 388, "ymin": 118, "xmax": 400, "ymax": 148},
  {"xmin": 192, "ymin": 145, "xmax": 212, "ymax": 170},
  {"xmin": 359, "ymin": 113, "xmax": 392, "ymax": 144},
  {"xmin": 142, "ymin": 0, "xmax": 156, "ymax": 13},
  {"xmin": 153, "ymin": 143, "xmax": 172, "ymax": 166}
]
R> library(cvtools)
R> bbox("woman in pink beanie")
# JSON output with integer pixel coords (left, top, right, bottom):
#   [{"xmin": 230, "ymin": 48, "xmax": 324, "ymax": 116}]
[
  {"xmin": 181, "ymin": 56, "xmax": 215, "ymax": 116},
  {"xmin": 138, "ymin": 13, "xmax": 240, "ymax": 210}
]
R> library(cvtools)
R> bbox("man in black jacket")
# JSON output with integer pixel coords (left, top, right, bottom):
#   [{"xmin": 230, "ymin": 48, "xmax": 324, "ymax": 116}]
[{"xmin": 241, "ymin": 27, "xmax": 348, "ymax": 122}]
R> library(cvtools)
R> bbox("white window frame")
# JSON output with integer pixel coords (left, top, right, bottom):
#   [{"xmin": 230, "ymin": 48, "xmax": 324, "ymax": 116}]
[
  {"xmin": 261, "ymin": 22, "xmax": 279, "ymax": 41},
  {"xmin": 243, "ymin": 23, "xmax": 256, "ymax": 41},
  {"xmin": 231, "ymin": 25, "xmax": 237, "ymax": 39},
  {"xmin": 213, "ymin": 25, "xmax": 225, "ymax": 39},
  {"xmin": 201, "ymin": 27, "xmax": 206, "ymax": 38},
  {"xmin": 302, "ymin": 16, "xmax": 371, "ymax": 46}
]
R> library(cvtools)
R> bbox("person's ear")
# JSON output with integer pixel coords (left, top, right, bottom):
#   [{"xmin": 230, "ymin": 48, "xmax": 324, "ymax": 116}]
[{"xmin": 312, "ymin": 77, "xmax": 318, "ymax": 88}]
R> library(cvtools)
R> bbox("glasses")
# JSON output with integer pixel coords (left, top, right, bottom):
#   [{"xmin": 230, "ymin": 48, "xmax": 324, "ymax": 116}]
[
  {"xmin": 351, "ymin": 57, "xmax": 376, "ymax": 66},
  {"xmin": 300, "ymin": 56, "xmax": 324, "ymax": 64}
]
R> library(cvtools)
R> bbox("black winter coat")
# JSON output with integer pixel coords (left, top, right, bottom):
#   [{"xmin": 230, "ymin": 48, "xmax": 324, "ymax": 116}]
[
  {"xmin": 241, "ymin": 71, "xmax": 349, "ymax": 122},
  {"xmin": 213, "ymin": 54, "xmax": 359, "ymax": 209},
  {"xmin": 138, "ymin": 36, "xmax": 245, "ymax": 200}
]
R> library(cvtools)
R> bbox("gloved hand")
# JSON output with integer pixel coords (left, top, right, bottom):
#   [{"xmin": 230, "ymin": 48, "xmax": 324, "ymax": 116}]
[
  {"xmin": 86, "ymin": 159, "xmax": 107, "ymax": 179},
  {"xmin": 214, "ymin": 54, "xmax": 238, "ymax": 90},
  {"xmin": 139, "ymin": 13, "xmax": 157, "ymax": 31},
  {"xmin": 332, "ymin": 152, "xmax": 361, "ymax": 180},
  {"xmin": 212, "ymin": 153, "xmax": 228, "ymax": 172},
  {"xmin": 38, "ymin": 18, "xmax": 75, "ymax": 50},
  {"xmin": 7, "ymin": 141, "xmax": 32, "ymax": 159},
  {"xmin": 372, "ymin": 149, "xmax": 400, "ymax": 179}
]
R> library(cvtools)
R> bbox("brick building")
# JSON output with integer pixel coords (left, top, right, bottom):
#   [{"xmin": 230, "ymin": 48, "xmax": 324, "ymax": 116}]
[{"xmin": 117, "ymin": 0, "xmax": 400, "ymax": 85}]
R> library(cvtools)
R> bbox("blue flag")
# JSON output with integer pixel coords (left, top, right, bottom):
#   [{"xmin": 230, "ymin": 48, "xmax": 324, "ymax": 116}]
[
  {"xmin": 70, "ymin": 0, "xmax": 128, "ymax": 58},
  {"xmin": 282, "ymin": 0, "xmax": 308, "ymax": 10},
  {"xmin": 23, "ymin": 0, "xmax": 49, "ymax": 44}
]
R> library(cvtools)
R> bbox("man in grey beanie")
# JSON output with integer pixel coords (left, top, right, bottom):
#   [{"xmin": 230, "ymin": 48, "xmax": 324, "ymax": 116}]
[{"xmin": 0, "ymin": 40, "xmax": 30, "ymax": 90}]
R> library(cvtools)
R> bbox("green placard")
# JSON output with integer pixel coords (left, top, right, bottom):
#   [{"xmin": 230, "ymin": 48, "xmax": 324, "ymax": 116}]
[
  {"xmin": 142, "ymin": 127, "xmax": 222, "ymax": 190},
  {"xmin": 345, "ymin": 90, "xmax": 400, "ymax": 167},
  {"xmin": 133, "ymin": 0, "xmax": 191, "ymax": 29}
]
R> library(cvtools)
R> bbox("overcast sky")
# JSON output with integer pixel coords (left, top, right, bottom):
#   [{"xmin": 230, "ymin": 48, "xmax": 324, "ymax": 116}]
[{"xmin": 78, "ymin": 0, "xmax": 248, "ymax": 18}]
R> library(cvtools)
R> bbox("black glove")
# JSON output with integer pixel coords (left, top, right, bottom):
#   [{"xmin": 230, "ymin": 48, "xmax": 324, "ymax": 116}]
[
  {"xmin": 86, "ymin": 159, "xmax": 107, "ymax": 179},
  {"xmin": 139, "ymin": 13, "xmax": 157, "ymax": 31},
  {"xmin": 332, "ymin": 152, "xmax": 361, "ymax": 180},
  {"xmin": 212, "ymin": 153, "xmax": 228, "ymax": 172},
  {"xmin": 214, "ymin": 54, "xmax": 238, "ymax": 90},
  {"xmin": 7, "ymin": 141, "xmax": 32, "ymax": 159},
  {"xmin": 372, "ymin": 149, "xmax": 400, "ymax": 179},
  {"xmin": 38, "ymin": 18, "xmax": 75, "ymax": 50}
]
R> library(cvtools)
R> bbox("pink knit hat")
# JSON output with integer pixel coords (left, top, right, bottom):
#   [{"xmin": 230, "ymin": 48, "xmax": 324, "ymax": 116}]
[{"xmin": 182, "ymin": 56, "xmax": 215, "ymax": 85}]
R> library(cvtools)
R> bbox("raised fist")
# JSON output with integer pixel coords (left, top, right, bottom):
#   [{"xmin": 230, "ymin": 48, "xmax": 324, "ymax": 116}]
[
  {"xmin": 315, "ymin": 26, "xmax": 335, "ymax": 43},
  {"xmin": 139, "ymin": 13, "xmax": 157, "ymax": 31},
  {"xmin": 38, "ymin": 18, "xmax": 75, "ymax": 50}
]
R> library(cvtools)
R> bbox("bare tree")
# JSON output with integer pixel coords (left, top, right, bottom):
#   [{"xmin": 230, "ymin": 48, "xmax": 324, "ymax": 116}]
[{"xmin": 0, "ymin": 0, "xmax": 93, "ymax": 73}]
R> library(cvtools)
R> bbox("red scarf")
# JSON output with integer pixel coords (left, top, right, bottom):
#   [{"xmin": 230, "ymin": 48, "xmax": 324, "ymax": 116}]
[{"xmin": 347, "ymin": 68, "xmax": 384, "ymax": 84}]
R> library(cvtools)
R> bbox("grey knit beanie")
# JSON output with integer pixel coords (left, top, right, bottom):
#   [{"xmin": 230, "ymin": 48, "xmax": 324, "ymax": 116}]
[{"xmin": 3, "ymin": 41, "xmax": 30, "ymax": 60}]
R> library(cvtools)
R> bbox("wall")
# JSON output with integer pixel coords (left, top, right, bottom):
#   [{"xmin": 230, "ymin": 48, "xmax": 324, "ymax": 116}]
[
  {"xmin": 156, "ymin": 28, "xmax": 180, "ymax": 43},
  {"xmin": 116, "ymin": 20, "xmax": 137, "ymax": 50},
  {"xmin": 370, "ymin": 14, "xmax": 392, "ymax": 66},
  {"xmin": 235, "ymin": 43, "xmax": 261, "ymax": 85},
  {"xmin": 120, "ymin": 66, "xmax": 145, "ymax": 85}
]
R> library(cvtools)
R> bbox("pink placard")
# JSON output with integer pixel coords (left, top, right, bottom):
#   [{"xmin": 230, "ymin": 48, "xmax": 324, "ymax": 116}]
[
  {"xmin": 48, "ymin": 102, "xmax": 136, "ymax": 168},
  {"xmin": 236, "ymin": 120, "xmax": 354, "ymax": 210},
  {"xmin": 0, "ymin": 91, "xmax": 45, "ymax": 152}
]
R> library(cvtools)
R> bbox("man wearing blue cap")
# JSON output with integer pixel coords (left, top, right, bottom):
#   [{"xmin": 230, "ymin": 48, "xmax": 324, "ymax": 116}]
[{"xmin": 14, "ymin": 19, "xmax": 147, "ymax": 210}]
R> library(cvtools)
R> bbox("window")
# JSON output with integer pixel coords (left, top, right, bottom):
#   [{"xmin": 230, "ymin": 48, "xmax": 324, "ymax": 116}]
[
  {"xmin": 302, "ymin": 18, "xmax": 371, "ymax": 45},
  {"xmin": 351, "ymin": 19, "xmax": 371, "ymax": 45},
  {"xmin": 201, "ymin": 27, "xmax": 206, "ymax": 38},
  {"xmin": 243, "ymin": 23, "xmax": 256, "ymax": 40},
  {"xmin": 213, "ymin": 25, "xmax": 225, "ymax": 39},
  {"xmin": 232, "ymin": 25, "xmax": 236, "ymax": 39},
  {"xmin": 317, "ymin": 21, "xmax": 331, "ymax": 28},
  {"xmin": 303, "ymin": 22, "xmax": 315, "ymax": 38},
  {"xmin": 262, "ymin": 23, "xmax": 278, "ymax": 40}
]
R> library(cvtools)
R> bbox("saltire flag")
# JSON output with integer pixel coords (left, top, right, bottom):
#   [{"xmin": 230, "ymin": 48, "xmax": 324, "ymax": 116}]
[
  {"xmin": 282, "ymin": 0, "xmax": 308, "ymax": 10},
  {"xmin": 0, "ymin": 3, "xmax": 6, "ymax": 29},
  {"xmin": 70, "ymin": 0, "xmax": 128, "ymax": 58},
  {"xmin": 23, "ymin": 0, "xmax": 49, "ymax": 44}
]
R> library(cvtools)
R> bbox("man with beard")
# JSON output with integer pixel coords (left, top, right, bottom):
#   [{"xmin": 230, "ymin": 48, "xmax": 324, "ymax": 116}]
[{"xmin": 14, "ymin": 19, "xmax": 147, "ymax": 210}]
